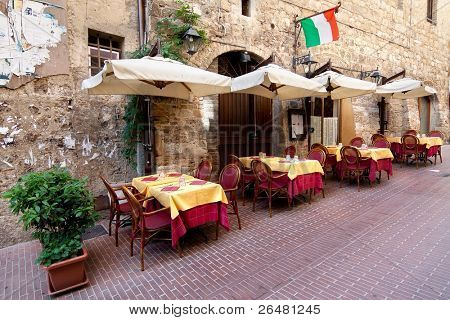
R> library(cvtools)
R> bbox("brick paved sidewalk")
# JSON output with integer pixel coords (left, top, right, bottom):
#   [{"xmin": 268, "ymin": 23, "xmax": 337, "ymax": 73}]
[{"xmin": 1, "ymin": 146, "xmax": 450, "ymax": 300}]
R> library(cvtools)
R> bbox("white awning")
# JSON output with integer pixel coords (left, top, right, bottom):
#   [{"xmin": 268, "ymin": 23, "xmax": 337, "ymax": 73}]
[
  {"xmin": 376, "ymin": 78, "xmax": 437, "ymax": 99},
  {"xmin": 231, "ymin": 64, "xmax": 326, "ymax": 100},
  {"xmin": 81, "ymin": 56, "xmax": 232, "ymax": 100},
  {"xmin": 313, "ymin": 70, "xmax": 377, "ymax": 100}
]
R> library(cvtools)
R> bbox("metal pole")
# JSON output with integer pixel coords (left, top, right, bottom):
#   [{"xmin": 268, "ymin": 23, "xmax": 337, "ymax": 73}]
[{"xmin": 379, "ymin": 97, "xmax": 386, "ymax": 134}]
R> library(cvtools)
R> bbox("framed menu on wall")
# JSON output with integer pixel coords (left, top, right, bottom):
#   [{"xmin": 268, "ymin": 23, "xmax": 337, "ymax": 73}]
[{"xmin": 288, "ymin": 108, "xmax": 306, "ymax": 141}]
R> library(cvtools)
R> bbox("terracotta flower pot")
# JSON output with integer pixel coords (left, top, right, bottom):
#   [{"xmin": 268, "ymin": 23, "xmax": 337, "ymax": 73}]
[{"xmin": 43, "ymin": 247, "xmax": 89, "ymax": 296}]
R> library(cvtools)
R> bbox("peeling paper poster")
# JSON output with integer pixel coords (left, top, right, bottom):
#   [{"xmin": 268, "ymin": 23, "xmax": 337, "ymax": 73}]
[{"xmin": 0, "ymin": 0, "xmax": 67, "ymax": 87}]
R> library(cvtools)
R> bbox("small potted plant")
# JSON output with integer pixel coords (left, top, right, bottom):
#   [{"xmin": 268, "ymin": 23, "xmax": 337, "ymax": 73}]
[{"xmin": 3, "ymin": 167, "xmax": 99, "ymax": 295}]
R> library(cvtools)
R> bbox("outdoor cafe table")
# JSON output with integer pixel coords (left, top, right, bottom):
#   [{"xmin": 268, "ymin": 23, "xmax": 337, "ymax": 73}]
[
  {"xmin": 132, "ymin": 174, "xmax": 229, "ymax": 248},
  {"xmin": 239, "ymin": 156, "xmax": 324, "ymax": 198},
  {"xmin": 386, "ymin": 136, "xmax": 443, "ymax": 159},
  {"xmin": 326, "ymin": 146, "xmax": 394, "ymax": 182}
]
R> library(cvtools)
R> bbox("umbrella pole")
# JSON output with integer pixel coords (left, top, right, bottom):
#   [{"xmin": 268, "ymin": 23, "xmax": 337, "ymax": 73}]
[{"xmin": 146, "ymin": 97, "xmax": 156, "ymax": 174}]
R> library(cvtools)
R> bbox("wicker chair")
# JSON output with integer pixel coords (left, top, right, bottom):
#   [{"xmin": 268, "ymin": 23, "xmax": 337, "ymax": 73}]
[
  {"xmin": 428, "ymin": 130, "xmax": 444, "ymax": 164},
  {"xmin": 194, "ymin": 159, "xmax": 212, "ymax": 181},
  {"xmin": 229, "ymin": 154, "xmax": 255, "ymax": 206},
  {"xmin": 284, "ymin": 145, "xmax": 296, "ymax": 158},
  {"xmin": 306, "ymin": 148, "xmax": 326, "ymax": 199},
  {"xmin": 251, "ymin": 160, "xmax": 291, "ymax": 217},
  {"xmin": 100, "ymin": 176, "xmax": 146, "ymax": 247},
  {"xmin": 404, "ymin": 129, "xmax": 417, "ymax": 136},
  {"xmin": 340, "ymin": 146, "xmax": 371, "ymax": 191},
  {"xmin": 311, "ymin": 143, "xmax": 336, "ymax": 180},
  {"xmin": 350, "ymin": 137, "xmax": 366, "ymax": 148},
  {"xmin": 122, "ymin": 187, "xmax": 174, "ymax": 271},
  {"xmin": 219, "ymin": 164, "xmax": 241, "ymax": 229},
  {"xmin": 370, "ymin": 133, "xmax": 385, "ymax": 145},
  {"xmin": 401, "ymin": 134, "xmax": 426, "ymax": 169},
  {"xmin": 373, "ymin": 139, "xmax": 391, "ymax": 149}
]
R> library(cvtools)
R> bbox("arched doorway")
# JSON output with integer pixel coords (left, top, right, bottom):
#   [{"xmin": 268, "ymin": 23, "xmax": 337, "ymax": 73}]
[{"xmin": 217, "ymin": 51, "xmax": 273, "ymax": 169}]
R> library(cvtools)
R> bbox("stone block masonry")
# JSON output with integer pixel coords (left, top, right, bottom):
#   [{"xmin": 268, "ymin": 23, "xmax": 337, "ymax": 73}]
[{"xmin": 0, "ymin": 0, "xmax": 449, "ymax": 248}]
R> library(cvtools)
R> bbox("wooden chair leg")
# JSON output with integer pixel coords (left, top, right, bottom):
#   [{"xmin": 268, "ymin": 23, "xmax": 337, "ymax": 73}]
[
  {"xmin": 176, "ymin": 241, "xmax": 183, "ymax": 258},
  {"xmin": 322, "ymin": 187, "xmax": 325, "ymax": 199},
  {"xmin": 130, "ymin": 229, "xmax": 134, "ymax": 257},
  {"xmin": 140, "ymin": 228, "xmax": 145, "ymax": 271},
  {"xmin": 439, "ymin": 149, "xmax": 442, "ymax": 163},
  {"xmin": 378, "ymin": 171, "xmax": 381, "ymax": 184},
  {"xmin": 309, "ymin": 189, "xmax": 312, "ymax": 204},
  {"xmin": 434, "ymin": 154, "xmax": 437, "ymax": 165},
  {"xmin": 233, "ymin": 200, "xmax": 241, "ymax": 230},
  {"xmin": 108, "ymin": 207, "xmax": 114, "ymax": 236},
  {"xmin": 115, "ymin": 213, "xmax": 120, "ymax": 247}
]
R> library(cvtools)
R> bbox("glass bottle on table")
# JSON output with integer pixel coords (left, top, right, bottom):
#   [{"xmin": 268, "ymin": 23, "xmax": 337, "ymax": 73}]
[{"xmin": 179, "ymin": 175, "xmax": 186, "ymax": 187}]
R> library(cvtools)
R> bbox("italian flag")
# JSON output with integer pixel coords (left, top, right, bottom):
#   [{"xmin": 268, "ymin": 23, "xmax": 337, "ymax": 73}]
[{"xmin": 300, "ymin": 9, "xmax": 339, "ymax": 48}]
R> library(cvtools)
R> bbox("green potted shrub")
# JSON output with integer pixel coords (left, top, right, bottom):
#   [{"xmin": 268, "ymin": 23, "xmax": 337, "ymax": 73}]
[{"xmin": 3, "ymin": 167, "xmax": 99, "ymax": 295}]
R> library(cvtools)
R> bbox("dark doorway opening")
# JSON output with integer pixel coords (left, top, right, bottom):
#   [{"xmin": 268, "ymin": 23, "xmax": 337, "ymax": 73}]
[{"xmin": 217, "ymin": 51, "xmax": 273, "ymax": 170}]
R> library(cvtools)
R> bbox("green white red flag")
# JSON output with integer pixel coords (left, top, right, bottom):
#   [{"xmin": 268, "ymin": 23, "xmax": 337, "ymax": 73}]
[{"xmin": 300, "ymin": 8, "xmax": 339, "ymax": 48}]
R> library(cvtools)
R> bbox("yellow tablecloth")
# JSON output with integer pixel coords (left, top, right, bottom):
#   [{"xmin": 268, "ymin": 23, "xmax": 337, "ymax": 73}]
[
  {"xmin": 239, "ymin": 156, "xmax": 324, "ymax": 180},
  {"xmin": 132, "ymin": 173, "xmax": 195, "ymax": 197},
  {"xmin": 148, "ymin": 180, "xmax": 228, "ymax": 219},
  {"xmin": 386, "ymin": 137, "xmax": 443, "ymax": 149},
  {"xmin": 326, "ymin": 146, "xmax": 342, "ymax": 162},
  {"xmin": 326, "ymin": 146, "xmax": 393, "ymax": 162}
]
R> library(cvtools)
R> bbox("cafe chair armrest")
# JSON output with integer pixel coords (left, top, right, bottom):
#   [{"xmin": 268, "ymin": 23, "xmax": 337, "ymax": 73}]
[{"xmin": 142, "ymin": 207, "xmax": 170, "ymax": 217}]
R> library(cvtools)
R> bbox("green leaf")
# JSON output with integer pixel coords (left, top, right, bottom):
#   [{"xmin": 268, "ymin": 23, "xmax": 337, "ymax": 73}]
[{"xmin": 3, "ymin": 167, "xmax": 98, "ymax": 266}]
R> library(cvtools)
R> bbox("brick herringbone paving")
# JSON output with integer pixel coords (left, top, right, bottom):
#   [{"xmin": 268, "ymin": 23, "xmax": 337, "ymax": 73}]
[{"xmin": 1, "ymin": 147, "xmax": 450, "ymax": 300}]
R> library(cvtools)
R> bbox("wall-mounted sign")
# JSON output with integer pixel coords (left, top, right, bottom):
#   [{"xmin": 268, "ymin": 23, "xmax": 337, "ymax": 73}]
[{"xmin": 288, "ymin": 108, "xmax": 307, "ymax": 141}]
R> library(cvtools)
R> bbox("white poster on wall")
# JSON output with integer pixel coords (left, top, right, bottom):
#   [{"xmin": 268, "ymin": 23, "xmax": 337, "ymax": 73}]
[{"xmin": 291, "ymin": 113, "xmax": 303, "ymax": 139}]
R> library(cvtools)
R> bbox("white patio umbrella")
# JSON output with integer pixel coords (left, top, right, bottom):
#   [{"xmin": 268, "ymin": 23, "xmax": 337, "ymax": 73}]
[
  {"xmin": 313, "ymin": 70, "xmax": 377, "ymax": 100},
  {"xmin": 375, "ymin": 78, "xmax": 437, "ymax": 99},
  {"xmin": 231, "ymin": 64, "xmax": 326, "ymax": 100},
  {"xmin": 81, "ymin": 56, "xmax": 232, "ymax": 100}
]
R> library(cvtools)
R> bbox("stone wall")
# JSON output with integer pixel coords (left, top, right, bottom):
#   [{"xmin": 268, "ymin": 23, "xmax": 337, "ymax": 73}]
[
  {"xmin": 0, "ymin": 0, "xmax": 449, "ymax": 248},
  {"xmin": 149, "ymin": 0, "xmax": 449, "ymax": 174},
  {"xmin": 0, "ymin": 0, "xmax": 140, "ymax": 248}
]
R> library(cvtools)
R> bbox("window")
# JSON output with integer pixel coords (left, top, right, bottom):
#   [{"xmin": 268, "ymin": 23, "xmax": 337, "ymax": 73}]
[
  {"xmin": 241, "ymin": 0, "xmax": 251, "ymax": 17},
  {"xmin": 88, "ymin": 30, "xmax": 123, "ymax": 76},
  {"xmin": 427, "ymin": 0, "xmax": 437, "ymax": 24}
]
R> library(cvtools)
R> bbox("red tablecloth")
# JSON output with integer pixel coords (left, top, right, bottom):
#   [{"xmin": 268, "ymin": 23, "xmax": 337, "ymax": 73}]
[
  {"xmin": 391, "ymin": 142, "xmax": 440, "ymax": 160},
  {"xmin": 289, "ymin": 172, "xmax": 323, "ymax": 197},
  {"xmin": 171, "ymin": 202, "xmax": 229, "ymax": 248},
  {"xmin": 336, "ymin": 159, "xmax": 392, "ymax": 183},
  {"xmin": 259, "ymin": 172, "xmax": 323, "ymax": 199},
  {"xmin": 427, "ymin": 145, "xmax": 440, "ymax": 158}
]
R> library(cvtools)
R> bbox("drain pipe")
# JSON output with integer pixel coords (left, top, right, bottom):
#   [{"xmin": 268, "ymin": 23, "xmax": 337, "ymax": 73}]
[{"xmin": 137, "ymin": 0, "xmax": 145, "ymax": 47}]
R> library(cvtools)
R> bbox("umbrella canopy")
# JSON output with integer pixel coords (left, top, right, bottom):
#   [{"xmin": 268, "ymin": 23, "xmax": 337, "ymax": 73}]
[
  {"xmin": 313, "ymin": 70, "xmax": 377, "ymax": 100},
  {"xmin": 81, "ymin": 56, "xmax": 232, "ymax": 100},
  {"xmin": 230, "ymin": 64, "xmax": 326, "ymax": 100},
  {"xmin": 375, "ymin": 78, "xmax": 437, "ymax": 99}
]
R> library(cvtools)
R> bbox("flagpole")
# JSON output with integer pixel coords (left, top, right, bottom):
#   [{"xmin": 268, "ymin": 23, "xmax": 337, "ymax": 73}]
[{"xmin": 296, "ymin": 1, "xmax": 341, "ymax": 23}]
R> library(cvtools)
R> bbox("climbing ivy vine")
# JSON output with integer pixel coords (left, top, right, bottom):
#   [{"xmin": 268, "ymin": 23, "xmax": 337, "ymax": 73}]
[{"xmin": 121, "ymin": 0, "xmax": 207, "ymax": 168}]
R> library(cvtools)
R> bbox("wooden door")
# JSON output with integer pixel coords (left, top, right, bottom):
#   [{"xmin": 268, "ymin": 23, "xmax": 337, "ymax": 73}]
[
  {"xmin": 252, "ymin": 95, "xmax": 273, "ymax": 155},
  {"xmin": 218, "ymin": 93, "xmax": 272, "ymax": 169},
  {"xmin": 217, "ymin": 51, "xmax": 273, "ymax": 169}
]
